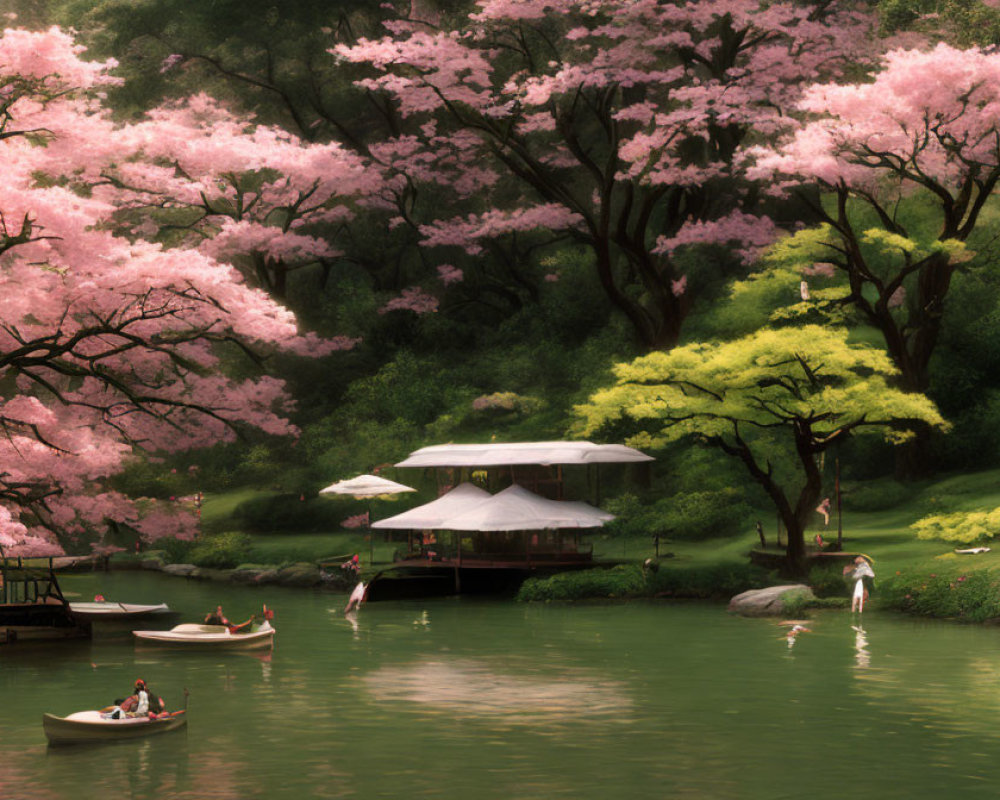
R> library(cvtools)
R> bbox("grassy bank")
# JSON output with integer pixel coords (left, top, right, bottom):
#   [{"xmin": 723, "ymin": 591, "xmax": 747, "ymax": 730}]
[{"xmin": 173, "ymin": 469, "xmax": 1000, "ymax": 617}]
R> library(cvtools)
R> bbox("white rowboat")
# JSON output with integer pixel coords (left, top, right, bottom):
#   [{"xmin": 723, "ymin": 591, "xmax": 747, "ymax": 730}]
[
  {"xmin": 69, "ymin": 602, "xmax": 172, "ymax": 620},
  {"xmin": 132, "ymin": 619, "xmax": 275, "ymax": 649},
  {"xmin": 43, "ymin": 710, "xmax": 187, "ymax": 745}
]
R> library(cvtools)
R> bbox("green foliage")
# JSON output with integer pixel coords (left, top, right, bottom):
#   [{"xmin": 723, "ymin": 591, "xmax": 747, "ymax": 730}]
[
  {"xmin": 343, "ymin": 350, "xmax": 463, "ymax": 427},
  {"xmin": 231, "ymin": 493, "xmax": 354, "ymax": 534},
  {"xmin": 576, "ymin": 325, "xmax": 947, "ymax": 451},
  {"xmin": 880, "ymin": 568, "xmax": 1000, "ymax": 622},
  {"xmin": 911, "ymin": 508, "xmax": 1000, "ymax": 544},
  {"xmin": 603, "ymin": 488, "xmax": 753, "ymax": 541},
  {"xmin": 807, "ymin": 564, "xmax": 852, "ymax": 598},
  {"xmin": 877, "ymin": 0, "xmax": 1000, "ymax": 47},
  {"xmin": 188, "ymin": 532, "xmax": 253, "ymax": 569},
  {"xmin": 154, "ymin": 536, "xmax": 197, "ymax": 565},
  {"xmin": 470, "ymin": 391, "xmax": 546, "ymax": 417},
  {"xmin": 840, "ymin": 479, "xmax": 911, "ymax": 512},
  {"xmin": 646, "ymin": 563, "xmax": 773, "ymax": 599},
  {"xmin": 516, "ymin": 564, "xmax": 647, "ymax": 602}
]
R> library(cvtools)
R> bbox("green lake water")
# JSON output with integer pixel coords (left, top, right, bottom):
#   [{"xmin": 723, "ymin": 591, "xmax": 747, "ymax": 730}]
[{"xmin": 3, "ymin": 571, "xmax": 1000, "ymax": 799}]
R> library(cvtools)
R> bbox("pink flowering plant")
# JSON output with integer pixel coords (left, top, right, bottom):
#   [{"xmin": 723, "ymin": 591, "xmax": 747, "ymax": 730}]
[{"xmin": 0, "ymin": 28, "xmax": 346, "ymax": 556}]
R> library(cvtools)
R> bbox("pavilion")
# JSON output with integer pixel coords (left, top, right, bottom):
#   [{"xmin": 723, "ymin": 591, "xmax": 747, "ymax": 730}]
[{"xmin": 364, "ymin": 441, "xmax": 651, "ymax": 598}]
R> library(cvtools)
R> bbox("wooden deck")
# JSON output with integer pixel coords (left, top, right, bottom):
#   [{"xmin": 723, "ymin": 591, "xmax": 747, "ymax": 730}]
[{"xmin": 393, "ymin": 552, "xmax": 594, "ymax": 569}]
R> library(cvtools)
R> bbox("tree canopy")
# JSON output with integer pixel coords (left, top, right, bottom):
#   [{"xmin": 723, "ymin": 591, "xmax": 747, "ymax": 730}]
[{"xmin": 575, "ymin": 325, "xmax": 947, "ymax": 567}]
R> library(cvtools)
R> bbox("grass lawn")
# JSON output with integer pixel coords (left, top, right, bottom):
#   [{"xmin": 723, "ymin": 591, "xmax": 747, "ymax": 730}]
[{"xmin": 196, "ymin": 468, "xmax": 1000, "ymax": 582}]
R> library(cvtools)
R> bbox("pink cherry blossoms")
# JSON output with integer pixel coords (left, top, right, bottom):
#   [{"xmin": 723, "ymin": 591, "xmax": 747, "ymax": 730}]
[
  {"xmin": 99, "ymin": 93, "xmax": 378, "ymax": 302},
  {"xmin": 334, "ymin": 0, "xmax": 879, "ymax": 349},
  {"xmin": 748, "ymin": 43, "xmax": 1000, "ymax": 394},
  {"xmin": 0, "ymin": 28, "xmax": 351, "ymax": 555}
]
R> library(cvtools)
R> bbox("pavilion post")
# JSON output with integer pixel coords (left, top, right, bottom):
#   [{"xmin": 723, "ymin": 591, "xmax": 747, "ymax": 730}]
[{"xmin": 835, "ymin": 457, "xmax": 843, "ymax": 551}]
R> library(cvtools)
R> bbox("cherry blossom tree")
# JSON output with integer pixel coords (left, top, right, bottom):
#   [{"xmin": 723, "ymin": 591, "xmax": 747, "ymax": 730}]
[
  {"xmin": 90, "ymin": 93, "xmax": 379, "ymax": 302},
  {"xmin": 748, "ymin": 44, "xmax": 1000, "ymax": 475},
  {"xmin": 0, "ymin": 27, "xmax": 351, "ymax": 556},
  {"xmin": 334, "ymin": 0, "xmax": 877, "ymax": 349}
]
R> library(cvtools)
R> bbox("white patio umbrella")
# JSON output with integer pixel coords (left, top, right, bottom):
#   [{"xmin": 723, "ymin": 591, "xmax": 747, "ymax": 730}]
[
  {"xmin": 319, "ymin": 474, "xmax": 416, "ymax": 564},
  {"xmin": 319, "ymin": 475, "xmax": 417, "ymax": 498}
]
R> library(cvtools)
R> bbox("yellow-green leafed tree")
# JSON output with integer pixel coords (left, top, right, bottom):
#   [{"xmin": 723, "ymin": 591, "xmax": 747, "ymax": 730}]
[{"xmin": 576, "ymin": 325, "xmax": 948, "ymax": 573}]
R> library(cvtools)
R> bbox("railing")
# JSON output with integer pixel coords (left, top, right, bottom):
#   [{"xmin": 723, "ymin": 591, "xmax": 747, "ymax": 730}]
[{"xmin": 0, "ymin": 557, "xmax": 65, "ymax": 605}]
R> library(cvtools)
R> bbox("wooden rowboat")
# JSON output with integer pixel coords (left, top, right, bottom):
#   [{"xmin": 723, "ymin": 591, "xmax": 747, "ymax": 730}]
[
  {"xmin": 132, "ymin": 619, "xmax": 275, "ymax": 649},
  {"xmin": 43, "ymin": 710, "xmax": 187, "ymax": 745},
  {"xmin": 69, "ymin": 602, "xmax": 172, "ymax": 621}
]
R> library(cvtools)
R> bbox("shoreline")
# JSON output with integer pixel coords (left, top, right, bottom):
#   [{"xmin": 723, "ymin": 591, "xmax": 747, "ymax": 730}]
[{"xmin": 54, "ymin": 553, "xmax": 356, "ymax": 592}]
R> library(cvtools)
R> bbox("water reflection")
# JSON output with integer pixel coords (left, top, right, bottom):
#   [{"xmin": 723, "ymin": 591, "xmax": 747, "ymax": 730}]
[
  {"xmin": 779, "ymin": 619, "xmax": 812, "ymax": 652},
  {"xmin": 852, "ymin": 625, "xmax": 871, "ymax": 669},
  {"xmin": 364, "ymin": 658, "xmax": 632, "ymax": 725},
  {"xmin": 18, "ymin": 573, "xmax": 1000, "ymax": 799}
]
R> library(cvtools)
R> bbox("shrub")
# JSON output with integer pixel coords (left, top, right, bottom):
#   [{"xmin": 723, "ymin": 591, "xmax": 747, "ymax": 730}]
[
  {"xmin": 232, "ymin": 494, "xmax": 350, "ymax": 533},
  {"xmin": 647, "ymin": 563, "xmax": 773, "ymax": 599},
  {"xmin": 880, "ymin": 567, "xmax": 1000, "ymax": 622},
  {"xmin": 470, "ymin": 391, "xmax": 545, "ymax": 417},
  {"xmin": 188, "ymin": 532, "xmax": 253, "ymax": 569},
  {"xmin": 911, "ymin": 508, "xmax": 1000, "ymax": 544},
  {"xmin": 808, "ymin": 563, "xmax": 852, "ymax": 598},
  {"xmin": 660, "ymin": 489, "xmax": 754, "ymax": 539},
  {"xmin": 516, "ymin": 565, "xmax": 646, "ymax": 602},
  {"xmin": 155, "ymin": 536, "xmax": 197, "ymax": 565}
]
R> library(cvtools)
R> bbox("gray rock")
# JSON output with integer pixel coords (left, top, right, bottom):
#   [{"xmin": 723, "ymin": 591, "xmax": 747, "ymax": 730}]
[
  {"xmin": 228, "ymin": 568, "xmax": 261, "ymax": 584},
  {"xmin": 191, "ymin": 567, "xmax": 232, "ymax": 582},
  {"xmin": 728, "ymin": 584, "xmax": 815, "ymax": 616},
  {"xmin": 274, "ymin": 562, "xmax": 323, "ymax": 587},
  {"xmin": 249, "ymin": 569, "xmax": 281, "ymax": 585},
  {"xmin": 162, "ymin": 563, "xmax": 198, "ymax": 577}
]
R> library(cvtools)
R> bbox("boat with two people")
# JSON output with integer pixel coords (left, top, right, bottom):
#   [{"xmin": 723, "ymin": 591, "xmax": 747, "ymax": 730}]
[
  {"xmin": 43, "ymin": 685, "xmax": 188, "ymax": 746},
  {"xmin": 133, "ymin": 605, "xmax": 275, "ymax": 650},
  {"xmin": 43, "ymin": 708, "xmax": 187, "ymax": 745}
]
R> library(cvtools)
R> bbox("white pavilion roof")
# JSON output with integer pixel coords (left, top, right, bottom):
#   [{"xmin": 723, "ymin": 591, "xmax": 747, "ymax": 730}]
[
  {"xmin": 371, "ymin": 482, "xmax": 491, "ymax": 530},
  {"xmin": 374, "ymin": 483, "xmax": 614, "ymax": 532},
  {"xmin": 441, "ymin": 485, "xmax": 614, "ymax": 531},
  {"xmin": 394, "ymin": 440, "xmax": 652, "ymax": 469}
]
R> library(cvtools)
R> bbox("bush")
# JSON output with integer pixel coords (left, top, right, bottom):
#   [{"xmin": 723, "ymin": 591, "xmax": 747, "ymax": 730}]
[
  {"xmin": 808, "ymin": 563, "xmax": 852, "ymax": 598},
  {"xmin": 188, "ymin": 532, "xmax": 253, "ymax": 569},
  {"xmin": 155, "ymin": 536, "xmax": 197, "ymax": 565},
  {"xmin": 911, "ymin": 508, "xmax": 1000, "ymax": 544},
  {"xmin": 516, "ymin": 560, "xmax": 774, "ymax": 603},
  {"xmin": 660, "ymin": 489, "xmax": 754, "ymax": 539},
  {"xmin": 516, "ymin": 565, "xmax": 646, "ymax": 602},
  {"xmin": 647, "ymin": 562, "xmax": 773, "ymax": 599},
  {"xmin": 232, "ymin": 494, "xmax": 350, "ymax": 533},
  {"xmin": 880, "ymin": 567, "xmax": 1000, "ymax": 622}
]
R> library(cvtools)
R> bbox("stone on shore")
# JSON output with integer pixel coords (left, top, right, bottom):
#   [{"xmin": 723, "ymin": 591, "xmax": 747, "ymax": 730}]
[
  {"xmin": 162, "ymin": 563, "xmax": 198, "ymax": 577},
  {"xmin": 728, "ymin": 584, "xmax": 815, "ymax": 616},
  {"xmin": 274, "ymin": 563, "xmax": 324, "ymax": 587}
]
